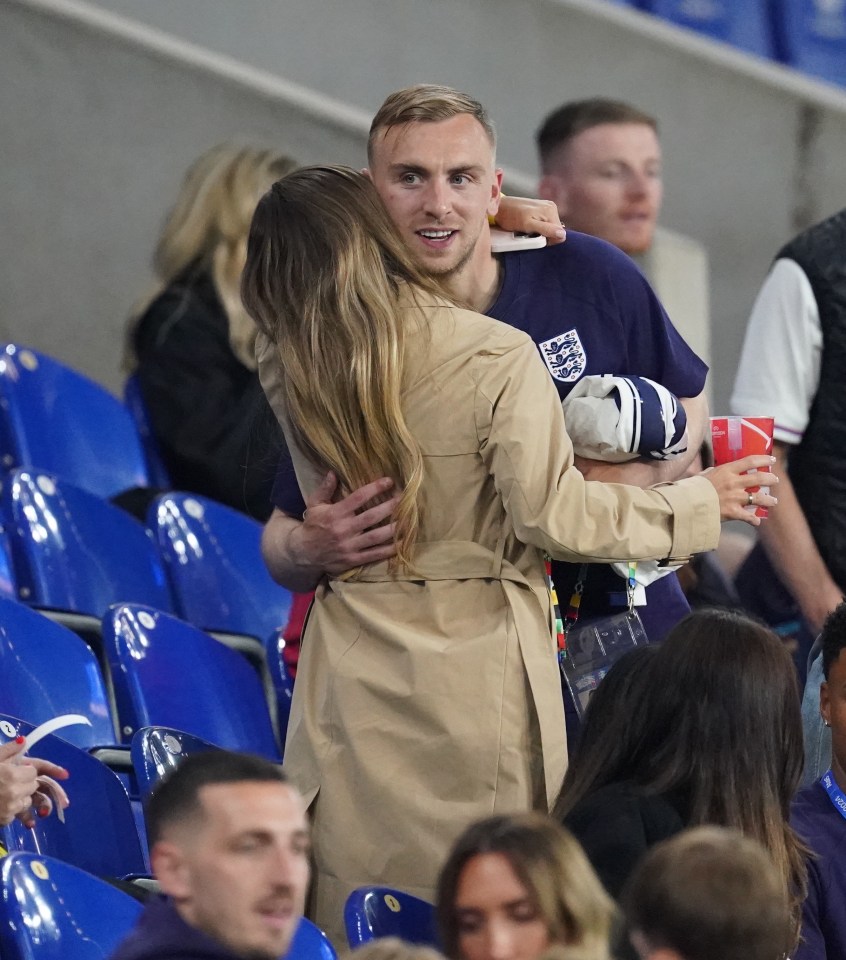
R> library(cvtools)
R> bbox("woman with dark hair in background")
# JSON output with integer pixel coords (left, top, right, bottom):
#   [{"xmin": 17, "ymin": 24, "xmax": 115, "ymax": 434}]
[
  {"xmin": 437, "ymin": 813, "xmax": 615, "ymax": 960},
  {"xmin": 555, "ymin": 609, "xmax": 807, "ymax": 948}
]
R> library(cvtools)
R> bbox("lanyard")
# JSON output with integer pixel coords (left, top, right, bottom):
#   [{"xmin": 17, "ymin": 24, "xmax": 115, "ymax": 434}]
[
  {"xmin": 546, "ymin": 560, "xmax": 638, "ymax": 666},
  {"xmin": 820, "ymin": 769, "xmax": 846, "ymax": 821}
]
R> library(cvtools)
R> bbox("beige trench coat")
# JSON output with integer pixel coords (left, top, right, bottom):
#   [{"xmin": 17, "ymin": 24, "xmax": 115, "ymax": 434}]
[{"xmin": 257, "ymin": 295, "xmax": 719, "ymax": 943}]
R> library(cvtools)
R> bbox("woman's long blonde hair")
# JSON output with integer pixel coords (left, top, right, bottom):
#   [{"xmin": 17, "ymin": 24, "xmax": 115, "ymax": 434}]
[
  {"xmin": 127, "ymin": 143, "xmax": 296, "ymax": 369},
  {"xmin": 241, "ymin": 164, "xmax": 449, "ymax": 570}
]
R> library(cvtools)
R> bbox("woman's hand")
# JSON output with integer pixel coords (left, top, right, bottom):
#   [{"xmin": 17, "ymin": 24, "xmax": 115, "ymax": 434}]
[
  {"xmin": 494, "ymin": 196, "xmax": 566, "ymax": 245},
  {"xmin": 702, "ymin": 455, "xmax": 778, "ymax": 526},
  {"xmin": 0, "ymin": 738, "xmax": 69, "ymax": 828}
]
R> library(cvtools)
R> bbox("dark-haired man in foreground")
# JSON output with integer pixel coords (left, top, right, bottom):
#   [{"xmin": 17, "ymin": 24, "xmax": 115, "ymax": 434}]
[{"xmin": 110, "ymin": 751, "xmax": 309, "ymax": 960}]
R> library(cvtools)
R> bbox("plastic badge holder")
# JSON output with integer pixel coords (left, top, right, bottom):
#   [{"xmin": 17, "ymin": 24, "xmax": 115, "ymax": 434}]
[{"xmin": 560, "ymin": 611, "xmax": 647, "ymax": 719}]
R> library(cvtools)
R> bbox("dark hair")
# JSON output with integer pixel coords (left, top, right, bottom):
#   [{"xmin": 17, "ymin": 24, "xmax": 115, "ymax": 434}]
[
  {"xmin": 536, "ymin": 98, "xmax": 658, "ymax": 171},
  {"xmin": 553, "ymin": 646, "xmax": 659, "ymax": 821},
  {"xmin": 623, "ymin": 826, "xmax": 792, "ymax": 960},
  {"xmin": 437, "ymin": 813, "xmax": 615, "ymax": 960},
  {"xmin": 821, "ymin": 601, "xmax": 846, "ymax": 680},
  {"xmin": 555, "ymin": 609, "xmax": 806, "ymax": 943},
  {"xmin": 145, "ymin": 750, "xmax": 288, "ymax": 846}
]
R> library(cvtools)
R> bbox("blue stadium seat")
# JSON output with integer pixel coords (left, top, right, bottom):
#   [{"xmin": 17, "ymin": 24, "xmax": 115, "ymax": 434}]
[
  {"xmin": 0, "ymin": 598, "xmax": 115, "ymax": 747},
  {"xmin": 0, "ymin": 520, "xmax": 16, "ymax": 601},
  {"xmin": 123, "ymin": 373, "xmax": 171, "ymax": 489},
  {"xmin": 772, "ymin": 0, "xmax": 846, "ymax": 87},
  {"xmin": 2, "ymin": 470, "xmax": 172, "ymax": 628},
  {"xmin": 344, "ymin": 887, "xmax": 439, "ymax": 948},
  {"xmin": 0, "ymin": 715, "xmax": 146, "ymax": 879},
  {"xmin": 266, "ymin": 628, "xmax": 295, "ymax": 748},
  {"xmin": 640, "ymin": 0, "xmax": 776, "ymax": 58},
  {"xmin": 287, "ymin": 918, "xmax": 338, "ymax": 960},
  {"xmin": 0, "ymin": 853, "xmax": 143, "ymax": 960},
  {"xmin": 148, "ymin": 492, "xmax": 293, "ymax": 644},
  {"xmin": 0, "ymin": 344, "xmax": 151, "ymax": 499},
  {"xmin": 103, "ymin": 603, "xmax": 281, "ymax": 759},
  {"xmin": 130, "ymin": 726, "xmax": 220, "ymax": 801}
]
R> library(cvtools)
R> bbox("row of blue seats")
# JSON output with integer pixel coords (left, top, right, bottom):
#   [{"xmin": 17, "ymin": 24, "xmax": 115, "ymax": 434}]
[
  {"xmin": 0, "ymin": 471, "xmax": 293, "ymax": 744},
  {"xmin": 0, "ymin": 849, "xmax": 439, "ymax": 958},
  {"xmin": 0, "ymin": 597, "xmax": 284, "ymax": 759},
  {"xmin": 609, "ymin": 0, "xmax": 846, "ymax": 89},
  {"xmin": 0, "ymin": 852, "xmax": 337, "ymax": 960}
]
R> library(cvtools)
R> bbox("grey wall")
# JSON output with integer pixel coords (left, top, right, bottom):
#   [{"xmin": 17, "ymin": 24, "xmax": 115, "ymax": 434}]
[{"xmin": 5, "ymin": 0, "xmax": 846, "ymax": 408}]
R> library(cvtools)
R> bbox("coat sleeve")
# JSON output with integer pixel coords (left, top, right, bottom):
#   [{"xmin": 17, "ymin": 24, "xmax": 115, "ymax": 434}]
[{"xmin": 474, "ymin": 331, "xmax": 720, "ymax": 563}]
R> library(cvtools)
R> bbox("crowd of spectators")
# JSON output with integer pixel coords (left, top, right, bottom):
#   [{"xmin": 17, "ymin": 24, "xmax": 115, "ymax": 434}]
[{"xmin": 30, "ymin": 76, "xmax": 841, "ymax": 960}]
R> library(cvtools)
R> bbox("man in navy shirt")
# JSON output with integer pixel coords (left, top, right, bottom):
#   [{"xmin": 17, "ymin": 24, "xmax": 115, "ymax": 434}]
[
  {"xmin": 261, "ymin": 84, "xmax": 708, "ymax": 642},
  {"xmin": 110, "ymin": 752, "xmax": 310, "ymax": 960},
  {"xmin": 792, "ymin": 602, "xmax": 846, "ymax": 960}
]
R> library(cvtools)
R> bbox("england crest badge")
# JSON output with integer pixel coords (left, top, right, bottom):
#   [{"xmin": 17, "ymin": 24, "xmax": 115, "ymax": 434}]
[{"xmin": 538, "ymin": 329, "xmax": 587, "ymax": 383}]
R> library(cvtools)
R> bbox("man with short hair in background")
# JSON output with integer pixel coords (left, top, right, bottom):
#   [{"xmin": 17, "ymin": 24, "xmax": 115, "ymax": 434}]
[
  {"xmin": 536, "ymin": 98, "xmax": 662, "ymax": 258},
  {"xmin": 535, "ymin": 98, "xmax": 709, "ymax": 365},
  {"xmin": 109, "ymin": 751, "xmax": 310, "ymax": 960}
]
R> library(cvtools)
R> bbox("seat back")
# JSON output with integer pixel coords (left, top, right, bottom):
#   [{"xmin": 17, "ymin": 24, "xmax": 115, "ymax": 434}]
[
  {"xmin": 344, "ymin": 887, "xmax": 439, "ymax": 948},
  {"xmin": 287, "ymin": 918, "xmax": 339, "ymax": 960},
  {"xmin": 3, "ymin": 470, "xmax": 172, "ymax": 619},
  {"xmin": 640, "ymin": 0, "xmax": 776, "ymax": 57},
  {"xmin": 130, "ymin": 726, "xmax": 221, "ymax": 800},
  {"xmin": 0, "ymin": 853, "xmax": 143, "ymax": 960},
  {"xmin": 104, "ymin": 604, "xmax": 280, "ymax": 758},
  {"xmin": 149, "ymin": 493, "xmax": 292, "ymax": 641},
  {"xmin": 0, "ymin": 599, "xmax": 114, "ymax": 746},
  {"xmin": 772, "ymin": 0, "xmax": 846, "ymax": 86},
  {"xmin": 266, "ymin": 628, "xmax": 295, "ymax": 747},
  {"xmin": 0, "ymin": 520, "xmax": 16, "ymax": 600},
  {"xmin": 0, "ymin": 344, "xmax": 150, "ymax": 499},
  {"xmin": 123, "ymin": 374, "xmax": 171, "ymax": 488},
  {"xmin": 0, "ymin": 716, "xmax": 145, "ymax": 878}
]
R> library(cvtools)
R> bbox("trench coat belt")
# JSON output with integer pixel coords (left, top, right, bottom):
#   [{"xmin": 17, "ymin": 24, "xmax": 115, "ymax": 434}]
[{"xmin": 337, "ymin": 539, "xmax": 532, "ymax": 587}]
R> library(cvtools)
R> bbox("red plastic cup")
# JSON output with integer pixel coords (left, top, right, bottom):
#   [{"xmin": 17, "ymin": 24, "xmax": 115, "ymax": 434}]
[{"xmin": 709, "ymin": 416, "xmax": 774, "ymax": 518}]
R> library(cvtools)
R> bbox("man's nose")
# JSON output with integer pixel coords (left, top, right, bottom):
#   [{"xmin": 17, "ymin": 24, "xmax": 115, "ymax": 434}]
[
  {"xmin": 422, "ymin": 181, "xmax": 452, "ymax": 220},
  {"xmin": 626, "ymin": 170, "xmax": 652, "ymax": 199}
]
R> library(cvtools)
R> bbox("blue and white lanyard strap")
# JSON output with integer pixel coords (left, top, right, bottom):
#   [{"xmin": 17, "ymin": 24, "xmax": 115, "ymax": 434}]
[{"xmin": 820, "ymin": 769, "xmax": 846, "ymax": 821}]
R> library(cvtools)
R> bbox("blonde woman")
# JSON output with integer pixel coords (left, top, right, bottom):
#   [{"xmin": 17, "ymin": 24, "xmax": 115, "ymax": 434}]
[
  {"xmin": 242, "ymin": 164, "xmax": 777, "ymax": 942},
  {"xmin": 126, "ymin": 143, "xmax": 296, "ymax": 517},
  {"xmin": 437, "ymin": 814, "xmax": 615, "ymax": 960}
]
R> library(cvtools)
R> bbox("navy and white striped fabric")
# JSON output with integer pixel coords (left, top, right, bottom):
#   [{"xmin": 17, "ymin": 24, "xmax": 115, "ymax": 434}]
[{"xmin": 561, "ymin": 374, "xmax": 688, "ymax": 463}]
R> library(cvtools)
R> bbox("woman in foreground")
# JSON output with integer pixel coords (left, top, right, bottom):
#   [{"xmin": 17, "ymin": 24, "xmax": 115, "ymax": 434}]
[{"xmin": 242, "ymin": 164, "xmax": 777, "ymax": 940}]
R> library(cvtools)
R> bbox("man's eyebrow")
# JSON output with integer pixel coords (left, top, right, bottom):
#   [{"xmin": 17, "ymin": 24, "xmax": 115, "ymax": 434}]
[{"xmin": 387, "ymin": 162, "xmax": 428, "ymax": 175}]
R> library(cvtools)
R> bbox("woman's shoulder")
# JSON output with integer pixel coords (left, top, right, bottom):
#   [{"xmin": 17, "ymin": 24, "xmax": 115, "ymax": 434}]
[
  {"xmin": 134, "ymin": 273, "xmax": 226, "ymax": 349},
  {"xmin": 407, "ymin": 292, "xmax": 533, "ymax": 359},
  {"xmin": 565, "ymin": 781, "xmax": 685, "ymax": 838}
]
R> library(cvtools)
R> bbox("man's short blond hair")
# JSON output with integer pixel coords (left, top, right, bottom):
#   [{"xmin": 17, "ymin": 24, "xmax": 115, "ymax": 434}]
[{"xmin": 368, "ymin": 84, "xmax": 496, "ymax": 165}]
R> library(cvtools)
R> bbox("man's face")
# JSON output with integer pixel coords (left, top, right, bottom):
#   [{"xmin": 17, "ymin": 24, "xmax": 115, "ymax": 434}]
[
  {"xmin": 366, "ymin": 114, "xmax": 502, "ymax": 283},
  {"xmin": 538, "ymin": 122, "xmax": 662, "ymax": 255},
  {"xmin": 153, "ymin": 781, "xmax": 310, "ymax": 960},
  {"xmin": 821, "ymin": 648, "xmax": 846, "ymax": 784}
]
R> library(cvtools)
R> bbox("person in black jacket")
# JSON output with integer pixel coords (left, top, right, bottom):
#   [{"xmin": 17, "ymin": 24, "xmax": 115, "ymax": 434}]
[
  {"xmin": 126, "ymin": 144, "xmax": 296, "ymax": 519},
  {"xmin": 554, "ymin": 610, "xmax": 806, "ymax": 952}
]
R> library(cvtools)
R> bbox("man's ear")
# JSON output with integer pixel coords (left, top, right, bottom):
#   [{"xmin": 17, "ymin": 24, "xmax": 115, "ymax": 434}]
[
  {"xmin": 538, "ymin": 174, "xmax": 568, "ymax": 213},
  {"xmin": 488, "ymin": 168, "xmax": 504, "ymax": 217},
  {"xmin": 151, "ymin": 841, "xmax": 191, "ymax": 899},
  {"xmin": 362, "ymin": 167, "xmax": 373, "ymax": 181}
]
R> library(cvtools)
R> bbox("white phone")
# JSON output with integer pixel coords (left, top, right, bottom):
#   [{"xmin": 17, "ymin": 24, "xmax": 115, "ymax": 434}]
[{"xmin": 490, "ymin": 228, "xmax": 548, "ymax": 253}]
